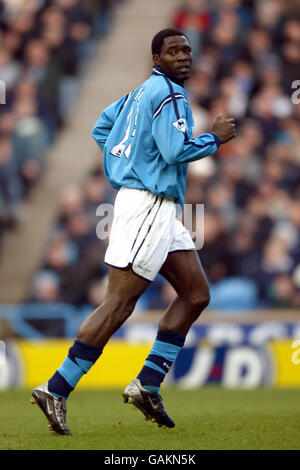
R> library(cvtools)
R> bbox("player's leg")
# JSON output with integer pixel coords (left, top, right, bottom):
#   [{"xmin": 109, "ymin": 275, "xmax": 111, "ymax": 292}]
[
  {"xmin": 137, "ymin": 250, "xmax": 209, "ymax": 388},
  {"xmin": 50, "ymin": 264, "xmax": 150, "ymax": 395},
  {"xmin": 76, "ymin": 264, "xmax": 150, "ymax": 347},
  {"xmin": 137, "ymin": 232, "xmax": 210, "ymax": 388},
  {"xmin": 123, "ymin": 204, "xmax": 208, "ymax": 428},
  {"xmin": 31, "ymin": 264, "xmax": 150, "ymax": 434},
  {"xmin": 158, "ymin": 249, "xmax": 210, "ymax": 334},
  {"xmin": 124, "ymin": 250, "xmax": 209, "ymax": 428}
]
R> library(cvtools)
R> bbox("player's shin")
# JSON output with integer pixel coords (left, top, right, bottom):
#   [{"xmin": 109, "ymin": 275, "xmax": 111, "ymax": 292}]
[
  {"xmin": 137, "ymin": 330, "xmax": 185, "ymax": 392},
  {"xmin": 47, "ymin": 339, "xmax": 103, "ymax": 399}
]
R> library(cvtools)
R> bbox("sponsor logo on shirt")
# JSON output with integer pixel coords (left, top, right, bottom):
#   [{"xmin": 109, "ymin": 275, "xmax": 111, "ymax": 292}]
[{"xmin": 172, "ymin": 118, "xmax": 187, "ymax": 133}]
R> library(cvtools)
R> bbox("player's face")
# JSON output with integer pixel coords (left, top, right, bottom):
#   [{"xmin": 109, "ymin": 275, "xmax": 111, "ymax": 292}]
[{"xmin": 153, "ymin": 35, "xmax": 193, "ymax": 83}]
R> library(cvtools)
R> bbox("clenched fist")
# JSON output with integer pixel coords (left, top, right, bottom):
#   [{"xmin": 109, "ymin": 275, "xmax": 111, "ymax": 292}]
[{"xmin": 212, "ymin": 113, "xmax": 237, "ymax": 144}]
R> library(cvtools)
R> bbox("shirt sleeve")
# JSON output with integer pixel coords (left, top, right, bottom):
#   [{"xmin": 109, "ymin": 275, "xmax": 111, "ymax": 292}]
[
  {"xmin": 151, "ymin": 94, "xmax": 221, "ymax": 165},
  {"xmin": 91, "ymin": 93, "xmax": 131, "ymax": 151}
]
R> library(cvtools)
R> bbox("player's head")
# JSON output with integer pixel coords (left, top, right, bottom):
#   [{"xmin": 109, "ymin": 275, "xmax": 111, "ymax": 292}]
[{"xmin": 152, "ymin": 28, "xmax": 192, "ymax": 84}]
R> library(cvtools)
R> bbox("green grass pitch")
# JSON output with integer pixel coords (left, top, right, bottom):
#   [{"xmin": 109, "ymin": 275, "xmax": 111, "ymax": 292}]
[{"xmin": 0, "ymin": 387, "xmax": 299, "ymax": 450}]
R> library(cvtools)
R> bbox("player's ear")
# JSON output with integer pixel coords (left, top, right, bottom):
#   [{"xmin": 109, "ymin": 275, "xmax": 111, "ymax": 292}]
[{"xmin": 153, "ymin": 54, "xmax": 160, "ymax": 66}]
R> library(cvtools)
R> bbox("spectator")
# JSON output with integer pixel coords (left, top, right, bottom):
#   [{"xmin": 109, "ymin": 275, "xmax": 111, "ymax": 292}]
[
  {"xmin": 0, "ymin": 48, "xmax": 21, "ymax": 93},
  {"xmin": 31, "ymin": 270, "xmax": 62, "ymax": 303},
  {"xmin": 0, "ymin": 135, "xmax": 23, "ymax": 227},
  {"xmin": 12, "ymin": 93, "xmax": 48, "ymax": 190}
]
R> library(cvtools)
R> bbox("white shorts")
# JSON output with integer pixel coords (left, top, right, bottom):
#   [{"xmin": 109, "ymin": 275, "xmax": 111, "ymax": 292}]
[{"xmin": 104, "ymin": 187, "xmax": 195, "ymax": 281}]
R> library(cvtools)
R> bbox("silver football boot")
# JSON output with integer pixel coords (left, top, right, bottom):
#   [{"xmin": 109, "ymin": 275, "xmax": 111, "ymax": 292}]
[
  {"xmin": 31, "ymin": 382, "xmax": 72, "ymax": 435},
  {"xmin": 123, "ymin": 378, "xmax": 175, "ymax": 428}
]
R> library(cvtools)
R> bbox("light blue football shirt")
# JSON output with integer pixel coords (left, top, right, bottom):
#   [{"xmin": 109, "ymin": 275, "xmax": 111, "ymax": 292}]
[{"xmin": 92, "ymin": 65, "xmax": 220, "ymax": 208}]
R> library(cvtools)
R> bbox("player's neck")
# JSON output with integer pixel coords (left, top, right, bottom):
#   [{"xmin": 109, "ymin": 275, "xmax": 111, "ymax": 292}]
[{"xmin": 153, "ymin": 65, "xmax": 185, "ymax": 87}]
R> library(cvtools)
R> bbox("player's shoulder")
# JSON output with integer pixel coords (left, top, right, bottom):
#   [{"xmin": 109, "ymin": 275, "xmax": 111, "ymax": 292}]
[{"xmin": 147, "ymin": 74, "xmax": 186, "ymax": 107}]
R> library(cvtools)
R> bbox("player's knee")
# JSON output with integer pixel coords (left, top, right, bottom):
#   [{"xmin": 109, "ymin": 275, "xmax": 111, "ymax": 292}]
[
  {"xmin": 106, "ymin": 292, "xmax": 137, "ymax": 324},
  {"xmin": 185, "ymin": 290, "xmax": 210, "ymax": 326},
  {"xmin": 187, "ymin": 283, "xmax": 210, "ymax": 313}
]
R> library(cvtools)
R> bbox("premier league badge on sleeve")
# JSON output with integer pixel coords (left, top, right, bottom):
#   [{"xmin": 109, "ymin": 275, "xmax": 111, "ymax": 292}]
[{"xmin": 172, "ymin": 118, "xmax": 187, "ymax": 133}]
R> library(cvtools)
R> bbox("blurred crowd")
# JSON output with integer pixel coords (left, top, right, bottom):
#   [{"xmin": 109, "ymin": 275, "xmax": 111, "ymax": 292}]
[
  {"xmin": 0, "ymin": 0, "xmax": 119, "ymax": 239},
  {"xmin": 176, "ymin": 0, "xmax": 300, "ymax": 310},
  {"xmin": 7, "ymin": 0, "xmax": 300, "ymax": 311}
]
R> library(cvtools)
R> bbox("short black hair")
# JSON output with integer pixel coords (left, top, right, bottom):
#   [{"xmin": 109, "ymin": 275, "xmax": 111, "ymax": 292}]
[{"xmin": 151, "ymin": 28, "xmax": 189, "ymax": 55}]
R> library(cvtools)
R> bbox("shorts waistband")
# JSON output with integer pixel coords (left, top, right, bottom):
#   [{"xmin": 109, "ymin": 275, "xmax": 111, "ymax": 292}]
[
  {"xmin": 120, "ymin": 186, "xmax": 175, "ymax": 202},
  {"xmin": 164, "ymin": 195, "xmax": 175, "ymax": 202}
]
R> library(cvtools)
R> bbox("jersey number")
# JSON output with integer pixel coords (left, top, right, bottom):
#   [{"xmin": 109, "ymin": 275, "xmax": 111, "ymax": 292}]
[{"xmin": 110, "ymin": 88, "xmax": 144, "ymax": 159}]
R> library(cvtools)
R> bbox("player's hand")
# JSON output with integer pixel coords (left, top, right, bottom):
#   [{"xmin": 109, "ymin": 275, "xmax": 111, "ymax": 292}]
[{"xmin": 212, "ymin": 113, "xmax": 237, "ymax": 144}]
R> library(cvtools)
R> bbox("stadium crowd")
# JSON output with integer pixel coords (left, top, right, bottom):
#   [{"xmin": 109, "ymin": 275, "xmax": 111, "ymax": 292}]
[
  {"xmin": 0, "ymin": 0, "xmax": 119, "ymax": 239},
  {"xmin": 3, "ymin": 0, "xmax": 300, "ymax": 311}
]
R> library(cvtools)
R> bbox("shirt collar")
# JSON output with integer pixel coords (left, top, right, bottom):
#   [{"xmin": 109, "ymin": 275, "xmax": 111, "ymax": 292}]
[
  {"xmin": 152, "ymin": 65, "xmax": 166, "ymax": 76},
  {"xmin": 152, "ymin": 65, "xmax": 186, "ymax": 89}
]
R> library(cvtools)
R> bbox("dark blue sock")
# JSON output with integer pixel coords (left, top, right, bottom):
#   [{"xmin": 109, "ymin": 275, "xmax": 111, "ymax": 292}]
[
  {"xmin": 48, "ymin": 339, "xmax": 102, "ymax": 399},
  {"xmin": 137, "ymin": 331, "xmax": 185, "ymax": 392}
]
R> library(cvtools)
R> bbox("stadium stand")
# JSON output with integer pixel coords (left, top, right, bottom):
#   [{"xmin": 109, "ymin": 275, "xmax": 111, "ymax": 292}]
[
  {"xmin": 1, "ymin": 0, "xmax": 300, "ymax": 313},
  {"xmin": 0, "ymin": 0, "xmax": 116, "ymax": 237}
]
